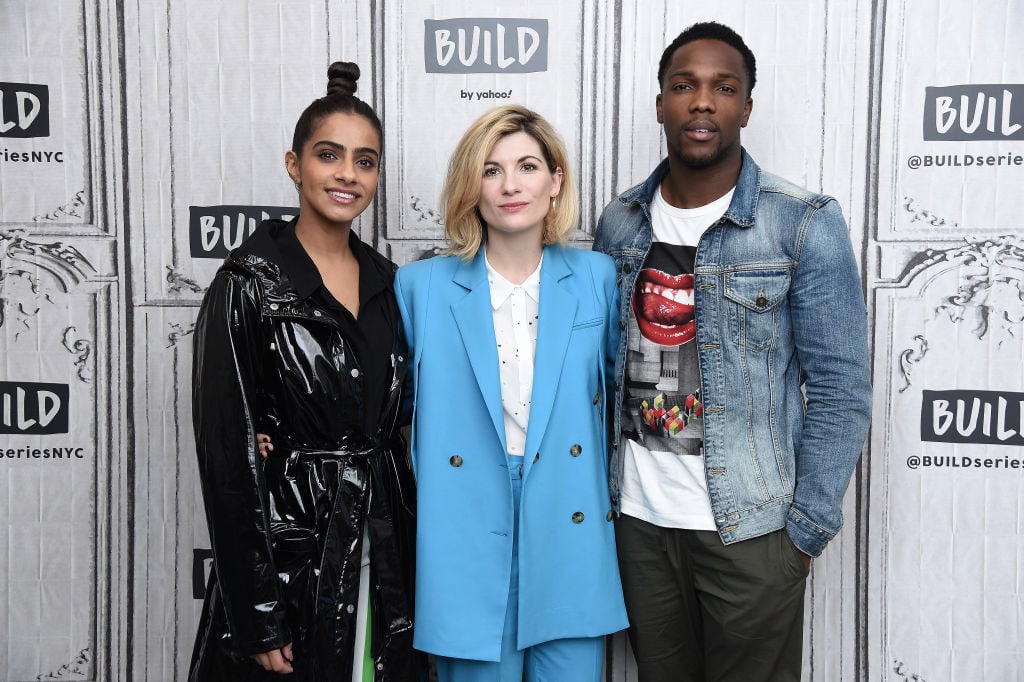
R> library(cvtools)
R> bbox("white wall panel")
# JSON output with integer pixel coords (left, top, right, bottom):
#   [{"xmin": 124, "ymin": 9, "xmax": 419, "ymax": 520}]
[{"xmin": 4, "ymin": 1, "xmax": 1023, "ymax": 680}]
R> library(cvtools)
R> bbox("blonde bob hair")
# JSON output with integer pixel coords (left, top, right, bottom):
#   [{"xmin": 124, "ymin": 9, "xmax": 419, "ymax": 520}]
[{"xmin": 442, "ymin": 105, "xmax": 579, "ymax": 260}]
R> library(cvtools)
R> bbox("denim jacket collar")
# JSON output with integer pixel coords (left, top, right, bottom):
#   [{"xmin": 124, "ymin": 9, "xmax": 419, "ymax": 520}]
[{"xmin": 617, "ymin": 148, "xmax": 760, "ymax": 228}]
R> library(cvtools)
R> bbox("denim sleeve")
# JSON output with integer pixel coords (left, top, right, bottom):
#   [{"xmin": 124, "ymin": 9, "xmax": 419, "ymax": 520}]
[
  {"xmin": 785, "ymin": 200, "xmax": 872, "ymax": 557},
  {"xmin": 592, "ymin": 207, "xmax": 608, "ymax": 253}
]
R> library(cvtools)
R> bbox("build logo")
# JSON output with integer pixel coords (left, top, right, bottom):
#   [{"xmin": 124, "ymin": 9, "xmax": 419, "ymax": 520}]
[
  {"xmin": 189, "ymin": 205, "xmax": 296, "ymax": 259},
  {"xmin": 0, "ymin": 381, "xmax": 69, "ymax": 435},
  {"xmin": 923, "ymin": 85, "xmax": 1024, "ymax": 141},
  {"xmin": 921, "ymin": 389, "xmax": 1024, "ymax": 446},
  {"xmin": 424, "ymin": 18, "xmax": 547, "ymax": 73},
  {"xmin": 0, "ymin": 83, "xmax": 49, "ymax": 138}
]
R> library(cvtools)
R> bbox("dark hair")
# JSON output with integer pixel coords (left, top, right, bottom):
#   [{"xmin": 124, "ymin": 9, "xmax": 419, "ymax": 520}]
[
  {"xmin": 290, "ymin": 61, "xmax": 383, "ymax": 154},
  {"xmin": 657, "ymin": 22, "xmax": 756, "ymax": 95}
]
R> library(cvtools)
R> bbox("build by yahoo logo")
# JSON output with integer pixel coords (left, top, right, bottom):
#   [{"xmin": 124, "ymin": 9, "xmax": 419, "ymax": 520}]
[
  {"xmin": 424, "ymin": 18, "xmax": 547, "ymax": 73},
  {"xmin": 923, "ymin": 85, "xmax": 1024, "ymax": 141}
]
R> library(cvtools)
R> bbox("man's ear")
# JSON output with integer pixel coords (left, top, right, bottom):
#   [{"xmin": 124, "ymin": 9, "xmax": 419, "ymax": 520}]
[{"xmin": 741, "ymin": 96, "xmax": 753, "ymax": 128}]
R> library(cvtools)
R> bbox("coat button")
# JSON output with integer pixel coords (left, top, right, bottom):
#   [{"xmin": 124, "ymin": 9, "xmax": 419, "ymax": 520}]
[
  {"xmin": 593, "ymin": 393, "xmax": 600, "ymax": 405},
  {"xmin": 606, "ymin": 510, "xmax": 614, "ymax": 521},
  {"xmin": 572, "ymin": 512, "xmax": 585, "ymax": 524},
  {"xmin": 450, "ymin": 455, "xmax": 463, "ymax": 467},
  {"xmin": 351, "ymin": 368, "xmax": 360, "ymax": 378},
  {"xmin": 619, "ymin": 319, "xmax": 626, "ymax": 330},
  {"xmin": 533, "ymin": 453, "xmax": 539, "ymax": 463},
  {"xmin": 756, "ymin": 288, "xmax": 768, "ymax": 307},
  {"xmin": 269, "ymin": 303, "xmax": 279, "ymax": 311},
  {"xmin": 313, "ymin": 309, "xmax": 323, "ymax": 317},
  {"xmin": 570, "ymin": 444, "xmax": 582, "ymax": 457}
]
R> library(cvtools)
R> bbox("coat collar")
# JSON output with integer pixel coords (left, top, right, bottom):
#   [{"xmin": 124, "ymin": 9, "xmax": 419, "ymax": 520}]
[
  {"xmin": 228, "ymin": 218, "xmax": 396, "ymax": 305},
  {"xmin": 449, "ymin": 245, "xmax": 578, "ymax": 460},
  {"xmin": 617, "ymin": 148, "xmax": 761, "ymax": 229}
]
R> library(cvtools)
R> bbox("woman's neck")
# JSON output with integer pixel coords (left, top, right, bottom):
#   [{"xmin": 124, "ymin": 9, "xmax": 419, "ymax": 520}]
[
  {"xmin": 484, "ymin": 229, "xmax": 544, "ymax": 285},
  {"xmin": 294, "ymin": 215, "xmax": 353, "ymax": 259}
]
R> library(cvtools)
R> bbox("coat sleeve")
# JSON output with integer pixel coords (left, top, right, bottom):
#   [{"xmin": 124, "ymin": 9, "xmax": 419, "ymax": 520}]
[
  {"xmin": 192, "ymin": 270, "xmax": 290, "ymax": 656},
  {"xmin": 785, "ymin": 200, "xmax": 872, "ymax": 557},
  {"xmin": 592, "ymin": 254, "xmax": 621, "ymax": 456},
  {"xmin": 393, "ymin": 265, "xmax": 419, "ymax": 474}
]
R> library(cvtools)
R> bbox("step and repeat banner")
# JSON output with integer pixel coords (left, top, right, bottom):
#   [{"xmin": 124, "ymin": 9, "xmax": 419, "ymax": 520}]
[{"xmin": 1, "ymin": 1, "xmax": 1021, "ymax": 680}]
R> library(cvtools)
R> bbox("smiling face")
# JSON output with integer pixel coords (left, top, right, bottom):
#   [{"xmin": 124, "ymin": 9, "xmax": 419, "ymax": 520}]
[
  {"xmin": 657, "ymin": 38, "xmax": 752, "ymax": 172},
  {"xmin": 476, "ymin": 130, "xmax": 563, "ymax": 242},
  {"xmin": 285, "ymin": 111, "xmax": 381, "ymax": 229}
]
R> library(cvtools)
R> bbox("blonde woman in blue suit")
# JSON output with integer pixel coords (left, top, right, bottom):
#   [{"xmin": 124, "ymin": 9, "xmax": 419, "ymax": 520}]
[{"xmin": 394, "ymin": 105, "xmax": 627, "ymax": 682}]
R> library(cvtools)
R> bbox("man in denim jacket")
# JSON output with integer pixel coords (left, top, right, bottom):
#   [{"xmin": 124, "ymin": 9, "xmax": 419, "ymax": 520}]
[{"xmin": 593, "ymin": 22, "xmax": 871, "ymax": 681}]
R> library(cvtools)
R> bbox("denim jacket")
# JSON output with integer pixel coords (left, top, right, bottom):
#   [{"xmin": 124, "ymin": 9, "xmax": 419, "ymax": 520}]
[{"xmin": 593, "ymin": 150, "xmax": 871, "ymax": 557}]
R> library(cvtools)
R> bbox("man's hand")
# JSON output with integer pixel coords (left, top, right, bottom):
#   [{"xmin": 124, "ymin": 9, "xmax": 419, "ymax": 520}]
[
  {"xmin": 257, "ymin": 433, "xmax": 274, "ymax": 459},
  {"xmin": 251, "ymin": 643, "xmax": 293, "ymax": 674}
]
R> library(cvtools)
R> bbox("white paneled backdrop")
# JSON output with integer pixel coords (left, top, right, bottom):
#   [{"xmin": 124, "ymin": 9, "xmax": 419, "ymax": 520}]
[{"xmin": 1, "ymin": 1, "xmax": 1021, "ymax": 680}]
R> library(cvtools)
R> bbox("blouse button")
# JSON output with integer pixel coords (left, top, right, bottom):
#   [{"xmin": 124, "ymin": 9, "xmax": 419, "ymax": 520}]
[
  {"xmin": 570, "ymin": 444, "xmax": 583, "ymax": 457},
  {"xmin": 450, "ymin": 455, "xmax": 463, "ymax": 467},
  {"xmin": 572, "ymin": 512, "xmax": 585, "ymax": 524}
]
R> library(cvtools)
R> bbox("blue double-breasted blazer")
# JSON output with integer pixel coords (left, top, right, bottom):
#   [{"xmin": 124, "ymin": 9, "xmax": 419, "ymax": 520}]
[{"xmin": 394, "ymin": 244, "xmax": 628, "ymax": 661}]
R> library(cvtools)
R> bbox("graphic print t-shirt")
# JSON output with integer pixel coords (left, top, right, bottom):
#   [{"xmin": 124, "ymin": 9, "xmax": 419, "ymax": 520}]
[{"xmin": 618, "ymin": 186, "xmax": 733, "ymax": 529}]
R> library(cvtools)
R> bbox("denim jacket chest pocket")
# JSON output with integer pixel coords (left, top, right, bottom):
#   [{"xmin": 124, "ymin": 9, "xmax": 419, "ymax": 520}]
[{"xmin": 723, "ymin": 268, "xmax": 792, "ymax": 351}]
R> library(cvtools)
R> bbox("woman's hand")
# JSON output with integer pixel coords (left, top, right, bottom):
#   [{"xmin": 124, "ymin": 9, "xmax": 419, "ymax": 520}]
[
  {"xmin": 251, "ymin": 643, "xmax": 293, "ymax": 674},
  {"xmin": 257, "ymin": 433, "xmax": 274, "ymax": 459}
]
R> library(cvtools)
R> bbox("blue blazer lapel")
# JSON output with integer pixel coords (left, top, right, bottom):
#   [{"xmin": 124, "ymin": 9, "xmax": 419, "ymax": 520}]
[
  {"xmin": 523, "ymin": 246, "xmax": 577, "ymax": 460},
  {"xmin": 450, "ymin": 251, "xmax": 508, "ymax": 454}
]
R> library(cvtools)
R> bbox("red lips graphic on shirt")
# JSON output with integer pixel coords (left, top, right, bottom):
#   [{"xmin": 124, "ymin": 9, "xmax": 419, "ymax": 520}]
[{"xmin": 632, "ymin": 268, "xmax": 696, "ymax": 346}]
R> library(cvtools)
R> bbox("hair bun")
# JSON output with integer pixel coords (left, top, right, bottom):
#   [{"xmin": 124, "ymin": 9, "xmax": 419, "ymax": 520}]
[{"xmin": 326, "ymin": 61, "xmax": 359, "ymax": 97}]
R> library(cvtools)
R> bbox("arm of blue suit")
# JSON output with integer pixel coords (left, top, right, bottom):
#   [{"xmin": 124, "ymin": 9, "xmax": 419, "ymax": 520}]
[
  {"xmin": 394, "ymin": 263, "xmax": 420, "ymax": 475},
  {"xmin": 595, "ymin": 255, "xmax": 621, "ymax": 458}
]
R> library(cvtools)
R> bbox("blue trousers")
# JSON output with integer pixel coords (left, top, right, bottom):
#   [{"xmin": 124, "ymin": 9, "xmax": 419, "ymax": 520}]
[{"xmin": 434, "ymin": 456, "xmax": 604, "ymax": 682}]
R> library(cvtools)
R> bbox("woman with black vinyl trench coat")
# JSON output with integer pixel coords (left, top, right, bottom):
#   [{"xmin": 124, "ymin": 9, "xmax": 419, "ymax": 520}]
[{"xmin": 189, "ymin": 63, "xmax": 418, "ymax": 681}]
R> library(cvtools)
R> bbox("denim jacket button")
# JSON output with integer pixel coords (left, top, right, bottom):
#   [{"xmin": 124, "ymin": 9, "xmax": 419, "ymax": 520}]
[{"xmin": 622, "ymin": 263, "xmax": 633, "ymax": 274}]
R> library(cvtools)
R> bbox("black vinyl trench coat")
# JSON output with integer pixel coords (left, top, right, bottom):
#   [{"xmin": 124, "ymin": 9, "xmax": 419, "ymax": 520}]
[{"xmin": 189, "ymin": 221, "xmax": 418, "ymax": 681}]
